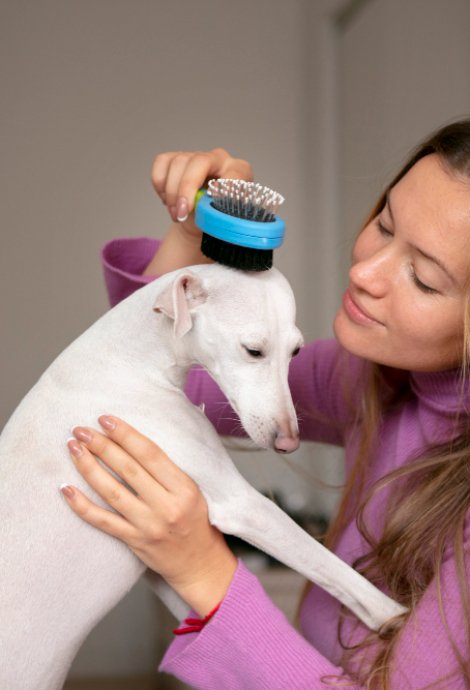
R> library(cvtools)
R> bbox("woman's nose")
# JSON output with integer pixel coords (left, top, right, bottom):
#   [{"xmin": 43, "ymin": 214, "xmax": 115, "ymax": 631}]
[{"xmin": 349, "ymin": 251, "xmax": 389, "ymax": 297}]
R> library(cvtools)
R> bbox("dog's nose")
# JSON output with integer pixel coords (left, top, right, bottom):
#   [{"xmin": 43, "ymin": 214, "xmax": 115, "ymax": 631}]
[{"xmin": 274, "ymin": 432, "xmax": 299, "ymax": 454}]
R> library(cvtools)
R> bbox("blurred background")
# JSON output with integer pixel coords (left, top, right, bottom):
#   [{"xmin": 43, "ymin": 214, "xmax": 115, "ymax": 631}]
[{"xmin": 2, "ymin": 0, "xmax": 470, "ymax": 687}]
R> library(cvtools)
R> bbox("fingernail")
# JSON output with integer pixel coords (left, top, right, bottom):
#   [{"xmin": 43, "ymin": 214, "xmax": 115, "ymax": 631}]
[
  {"xmin": 60, "ymin": 484, "xmax": 75, "ymax": 500},
  {"xmin": 67, "ymin": 439, "xmax": 83, "ymax": 458},
  {"xmin": 176, "ymin": 197, "xmax": 188, "ymax": 222},
  {"xmin": 99, "ymin": 415, "xmax": 116, "ymax": 431},
  {"xmin": 73, "ymin": 427, "xmax": 92, "ymax": 443}
]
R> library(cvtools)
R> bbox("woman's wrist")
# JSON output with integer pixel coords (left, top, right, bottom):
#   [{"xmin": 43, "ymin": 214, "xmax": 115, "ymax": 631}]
[
  {"xmin": 142, "ymin": 222, "xmax": 212, "ymax": 276},
  {"xmin": 169, "ymin": 549, "xmax": 238, "ymax": 617}
]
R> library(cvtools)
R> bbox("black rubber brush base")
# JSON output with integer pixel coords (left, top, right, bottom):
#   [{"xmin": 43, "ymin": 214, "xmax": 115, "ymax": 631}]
[{"xmin": 201, "ymin": 233, "xmax": 273, "ymax": 271}]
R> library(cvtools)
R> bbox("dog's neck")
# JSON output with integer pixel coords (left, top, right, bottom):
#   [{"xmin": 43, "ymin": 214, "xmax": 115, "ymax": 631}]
[{"xmin": 88, "ymin": 279, "xmax": 197, "ymax": 394}]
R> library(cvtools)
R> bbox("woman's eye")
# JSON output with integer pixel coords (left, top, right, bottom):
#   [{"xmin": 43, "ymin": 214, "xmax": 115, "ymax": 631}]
[
  {"xmin": 410, "ymin": 267, "xmax": 438, "ymax": 295},
  {"xmin": 377, "ymin": 220, "xmax": 393, "ymax": 237},
  {"xmin": 244, "ymin": 346, "xmax": 264, "ymax": 358}
]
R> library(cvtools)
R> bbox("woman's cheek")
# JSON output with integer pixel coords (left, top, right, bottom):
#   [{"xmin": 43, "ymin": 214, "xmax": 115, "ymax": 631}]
[{"xmin": 398, "ymin": 297, "xmax": 463, "ymax": 362}]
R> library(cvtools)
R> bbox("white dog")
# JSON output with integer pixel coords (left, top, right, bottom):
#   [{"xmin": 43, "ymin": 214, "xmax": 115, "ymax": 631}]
[{"xmin": 0, "ymin": 263, "xmax": 405, "ymax": 690}]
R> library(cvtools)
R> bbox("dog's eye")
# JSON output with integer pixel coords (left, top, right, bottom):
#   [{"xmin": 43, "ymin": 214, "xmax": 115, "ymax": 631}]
[
  {"xmin": 292, "ymin": 347, "xmax": 301, "ymax": 357},
  {"xmin": 243, "ymin": 346, "xmax": 264, "ymax": 358}
]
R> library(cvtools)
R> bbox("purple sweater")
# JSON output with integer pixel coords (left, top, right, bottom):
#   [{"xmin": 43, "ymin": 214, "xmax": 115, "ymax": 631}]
[{"xmin": 101, "ymin": 237, "xmax": 470, "ymax": 689}]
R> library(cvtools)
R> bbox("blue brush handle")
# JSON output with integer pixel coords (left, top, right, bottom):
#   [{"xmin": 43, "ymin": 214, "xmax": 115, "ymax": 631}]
[{"xmin": 195, "ymin": 192, "xmax": 285, "ymax": 250}]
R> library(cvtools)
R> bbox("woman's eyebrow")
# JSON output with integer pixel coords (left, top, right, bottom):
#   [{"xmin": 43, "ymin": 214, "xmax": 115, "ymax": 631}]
[
  {"xmin": 413, "ymin": 245, "xmax": 457, "ymax": 286},
  {"xmin": 385, "ymin": 191, "xmax": 457, "ymax": 286}
]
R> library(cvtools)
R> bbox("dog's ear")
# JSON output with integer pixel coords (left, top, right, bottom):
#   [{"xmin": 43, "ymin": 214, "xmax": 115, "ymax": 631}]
[{"xmin": 153, "ymin": 272, "xmax": 208, "ymax": 338}]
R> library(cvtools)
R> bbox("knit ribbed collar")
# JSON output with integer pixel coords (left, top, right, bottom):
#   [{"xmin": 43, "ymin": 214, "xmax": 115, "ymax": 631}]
[{"xmin": 410, "ymin": 367, "xmax": 470, "ymax": 415}]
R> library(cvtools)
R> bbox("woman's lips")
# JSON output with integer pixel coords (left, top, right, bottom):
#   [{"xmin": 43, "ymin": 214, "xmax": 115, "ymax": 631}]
[{"xmin": 342, "ymin": 288, "xmax": 383, "ymax": 326}]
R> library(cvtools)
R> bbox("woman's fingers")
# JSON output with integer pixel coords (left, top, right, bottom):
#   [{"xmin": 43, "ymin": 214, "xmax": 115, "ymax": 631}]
[
  {"xmin": 97, "ymin": 416, "xmax": 189, "ymax": 491},
  {"xmin": 164, "ymin": 152, "xmax": 192, "ymax": 219},
  {"xmin": 78, "ymin": 416, "xmax": 187, "ymax": 492},
  {"xmin": 60, "ymin": 482, "xmax": 138, "ymax": 544},
  {"xmin": 151, "ymin": 148, "xmax": 254, "ymax": 220},
  {"xmin": 174, "ymin": 148, "xmax": 243, "ymax": 212},
  {"xmin": 66, "ymin": 436, "xmax": 151, "ymax": 524},
  {"xmin": 151, "ymin": 151, "xmax": 177, "ymax": 200},
  {"xmin": 69, "ymin": 428, "xmax": 163, "ymax": 505},
  {"xmin": 217, "ymin": 150, "xmax": 253, "ymax": 184},
  {"xmin": 175, "ymin": 152, "xmax": 218, "ymax": 214}
]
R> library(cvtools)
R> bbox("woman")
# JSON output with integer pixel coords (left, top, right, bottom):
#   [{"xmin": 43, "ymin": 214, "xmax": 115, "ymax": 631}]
[{"xmin": 61, "ymin": 121, "xmax": 470, "ymax": 688}]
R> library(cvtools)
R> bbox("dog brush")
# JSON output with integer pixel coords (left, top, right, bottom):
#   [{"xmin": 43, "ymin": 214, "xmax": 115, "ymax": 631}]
[{"xmin": 194, "ymin": 179, "xmax": 285, "ymax": 271}]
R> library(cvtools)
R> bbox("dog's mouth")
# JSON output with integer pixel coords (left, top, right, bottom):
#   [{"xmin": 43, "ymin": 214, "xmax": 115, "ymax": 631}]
[{"xmin": 225, "ymin": 398, "xmax": 298, "ymax": 452}]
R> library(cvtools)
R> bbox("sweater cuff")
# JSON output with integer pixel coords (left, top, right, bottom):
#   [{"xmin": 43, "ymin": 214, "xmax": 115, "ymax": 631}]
[
  {"xmin": 101, "ymin": 236, "xmax": 161, "ymax": 307},
  {"xmin": 159, "ymin": 560, "xmax": 344, "ymax": 689}
]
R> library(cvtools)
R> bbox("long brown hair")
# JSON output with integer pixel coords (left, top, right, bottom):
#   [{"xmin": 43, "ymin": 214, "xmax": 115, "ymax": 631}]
[{"xmin": 310, "ymin": 119, "xmax": 470, "ymax": 688}]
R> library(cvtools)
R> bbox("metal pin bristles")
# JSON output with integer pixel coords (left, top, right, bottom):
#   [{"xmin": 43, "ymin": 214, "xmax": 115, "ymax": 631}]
[{"xmin": 207, "ymin": 179, "xmax": 285, "ymax": 222}]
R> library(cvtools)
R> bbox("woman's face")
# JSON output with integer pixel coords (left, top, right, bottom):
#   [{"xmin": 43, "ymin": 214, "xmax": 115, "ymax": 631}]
[{"xmin": 334, "ymin": 154, "xmax": 470, "ymax": 372}]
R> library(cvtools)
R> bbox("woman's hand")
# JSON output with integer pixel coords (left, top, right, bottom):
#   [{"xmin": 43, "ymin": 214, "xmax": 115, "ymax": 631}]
[
  {"xmin": 152, "ymin": 147, "xmax": 253, "ymax": 228},
  {"xmin": 143, "ymin": 148, "xmax": 253, "ymax": 276},
  {"xmin": 60, "ymin": 415, "xmax": 238, "ymax": 616}
]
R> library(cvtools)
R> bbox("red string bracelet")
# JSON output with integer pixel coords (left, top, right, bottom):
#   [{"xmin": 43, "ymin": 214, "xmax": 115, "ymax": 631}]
[{"xmin": 173, "ymin": 601, "xmax": 222, "ymax": 635}]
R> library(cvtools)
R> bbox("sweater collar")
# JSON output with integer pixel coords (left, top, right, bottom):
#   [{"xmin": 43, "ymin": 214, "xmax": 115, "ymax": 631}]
[{"xmin": 410, "ymin": 367, "xmax": 470, "ymax": 415}]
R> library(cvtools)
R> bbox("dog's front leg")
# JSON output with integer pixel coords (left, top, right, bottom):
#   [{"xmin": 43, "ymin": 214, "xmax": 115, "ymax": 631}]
[{"xmin": 208, "ymin": 489, "xmax": 406, "ymax": 631}]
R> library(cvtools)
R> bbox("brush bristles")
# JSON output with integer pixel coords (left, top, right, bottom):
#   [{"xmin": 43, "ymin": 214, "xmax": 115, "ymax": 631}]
[
  {"xmin": 201, "ymin": 233, "xmax": 273, "ymax": 271},
  {"xmin": 208, "ymin": 179, "xmax": 284, "ymax": 222}
]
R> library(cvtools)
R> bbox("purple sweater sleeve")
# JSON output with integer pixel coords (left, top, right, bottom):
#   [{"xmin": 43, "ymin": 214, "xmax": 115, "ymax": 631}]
[
  {"xmin": 101, "ymin": 236, "xmax": 160, "ymax": 307},
  {"xmin": 159, "ymin": 560, "xmax": 350, "ymax": 690}
]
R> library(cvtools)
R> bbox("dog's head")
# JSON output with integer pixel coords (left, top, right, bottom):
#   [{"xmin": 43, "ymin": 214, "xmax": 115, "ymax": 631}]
[{"xmin": 153, "ymin": 265, "xmax": 303, "ymax": 453}]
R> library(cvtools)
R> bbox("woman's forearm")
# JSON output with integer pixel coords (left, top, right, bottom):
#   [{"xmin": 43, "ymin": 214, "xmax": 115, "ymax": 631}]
[{"xmin": 142, "ymin": 222, "xmax": 212, "ymax": 276}]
